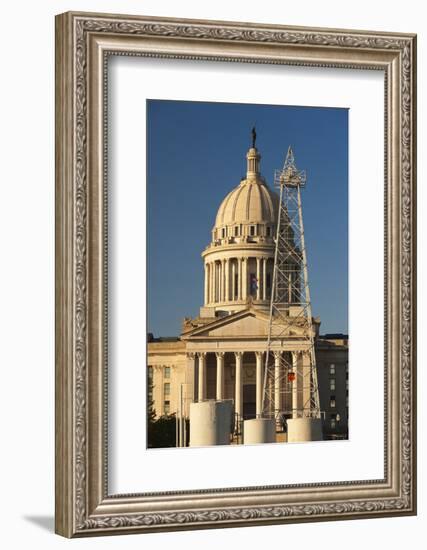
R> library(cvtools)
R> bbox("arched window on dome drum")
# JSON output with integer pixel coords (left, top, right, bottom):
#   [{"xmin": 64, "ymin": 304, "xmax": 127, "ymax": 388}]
[
  {"xmin": 234, "ymin": 226, "xmax": 239, "ymax": 237},
  {"xmin": 266, "ymin": 226, "xmax": 271, "ymax": 237},
  {"xmin": 222, "ymin": 227, "xmax": 226, "ymax": 238}
]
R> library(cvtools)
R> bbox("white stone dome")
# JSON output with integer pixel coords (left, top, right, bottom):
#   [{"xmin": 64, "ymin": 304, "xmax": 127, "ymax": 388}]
[
  {"xmin": 215, "ymin": 178, "xmax": 278, "ymax": 227},
  {"xmin": 213, "ymin": 146, "xmax": 278, "ymax": 232}
]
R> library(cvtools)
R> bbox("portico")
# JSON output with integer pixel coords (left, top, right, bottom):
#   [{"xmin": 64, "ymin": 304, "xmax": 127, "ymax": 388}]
[
  {"xmin": 181, "ymin": 305, "xmax": 313, "ymax": 425},
  {"xmin": 187, "ymin": 349, "xmax": 269, "ymax": 419}
]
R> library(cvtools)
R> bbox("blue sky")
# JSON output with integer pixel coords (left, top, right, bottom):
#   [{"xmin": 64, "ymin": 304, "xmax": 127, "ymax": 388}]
[{"xmin": 147, "ymin": 100, "xmax": 348, "ymax": 336}]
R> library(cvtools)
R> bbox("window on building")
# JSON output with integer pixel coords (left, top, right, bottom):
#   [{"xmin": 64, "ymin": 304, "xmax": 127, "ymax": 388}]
[
  {"xmin": 250, "ymin": 225, "xmax": 256, "ymax": 236},
  {"xmin": 329, "ymin": 364, "xmax": 335, "ymax": 375},
  {"xmin": 266, "ymin": 226, "xmax": 271, "ymax": 237},
  {"xmin": 330, "ymin": 413, "xmax": 337, "ymax": 429},
  {"xmin": 234, "ymin": 226, "xmax": 239, "ymax": 237},
  {"xmin": 222, "ymin": 227, "xmax": 226, "ymax": 238},
  {"xmin": 266, "ymin": 273, "xmax": 271, "ymax": 289},
  {"xmin": 234, "ymin": 273, "xmax": 238, "ymax": 296},
  {"xmin": 164, "ymin": 382, "xmax": 170, "ymax": 396},
  {"xmin": 330, "ymin": 396, "xmax": 336, "ymax": 408},
  {"xmin": 164, "ymin": 400, "xmax": 170, "ymax": 415},
  {"xmin": 330, "ymin": 378, "xmax": 336, "ymax": 391},
  {"xmin": 164, "ymin": 366, "xmax": 170, "ymax": 378}
]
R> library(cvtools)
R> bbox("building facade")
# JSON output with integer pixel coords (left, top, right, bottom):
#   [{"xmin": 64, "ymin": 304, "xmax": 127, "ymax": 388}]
[{"xmin": 147, "ymin": 141, "xmax": 348, "ymax": 440}]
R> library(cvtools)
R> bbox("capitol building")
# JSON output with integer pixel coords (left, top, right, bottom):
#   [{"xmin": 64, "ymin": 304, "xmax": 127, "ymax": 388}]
[{"xmin": 147, "ymin": 138, "xmax": 348, "ymax": 444}]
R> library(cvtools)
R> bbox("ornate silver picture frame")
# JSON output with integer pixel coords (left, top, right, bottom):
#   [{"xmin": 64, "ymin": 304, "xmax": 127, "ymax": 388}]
[{"xmin": 55, "ymin": 11, "xmax": 417, "ymax": 537}]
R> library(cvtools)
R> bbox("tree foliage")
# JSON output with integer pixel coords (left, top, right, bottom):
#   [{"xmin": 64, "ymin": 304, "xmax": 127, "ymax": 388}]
[{"xmin": 147, "ymin": 376, "xmax": 177, "ymax": 448}]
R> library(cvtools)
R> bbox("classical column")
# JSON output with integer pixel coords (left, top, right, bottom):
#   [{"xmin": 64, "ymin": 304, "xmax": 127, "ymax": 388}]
[
  {"xmin": 262, "ymin": 258, "xmax": 267, "ymax": 301},
  {"xmin": 221, "ymin": 260, "xmax": 227, "ymax": 302},
  {"xmin": 274, "ymin": 351, "xmax": 282, "ymax": 415},
  {"xmin": 231, "ymin": 260, "xmax": 236, "ymax": 301},
  {"xmin": 218, "ymin": 261, "xmax": 221, "ymax": 302},
  {"xmin": 216, "ymin": 262, "xmax": 219, "ymax": 302},
  {"xmin": 208, "ymin": 263, "xmax": 211, "ymax": 304},
  {"xmin": 210, "ymin": 262, "xmax": 215, "ymax": 304},
  {"xmin": 234, "ymin": 352, "xmax": 243, "ymax": 420},
  {"xmin": 216, "ymin": 352, "xmax": 225, "ymax": 400},
  {"xmin": 301, "ymin": 350, "xmax": 312, "ymax": 416},
  {"xmin": 186, "ymin": 352, "xmax": 196, "ymax": 403},
  {"xmin": 242, "ymin": 257, "xmax": 248, "ymax": 301},
  {"xmin": 255, "ymin": 351, "xmax": 263, "ymax": 417},
  {"xmin": 225, "ymin": 259, "xmax": 230, "ymax": 302},
  {"xmin": 211, "ymin": 262, "xmax": 215, "ymax": 303},
  {"xmin": 292, "ymin": 352, "xmax": 298, "ymax": 418},
  {"xmin": 256, "ymin": 257, "xmax": 261, "ymax": 300},
  {"xmin": 238, "ymin": 258, "xmax": 242, "ymax": 300},
  {"xmin": 204, "ymin": 263, "xmax": 209, "ymax": 305},
  {"xmin": 198, "ymin": 352, "xmax": 207, "ymax": 401}
]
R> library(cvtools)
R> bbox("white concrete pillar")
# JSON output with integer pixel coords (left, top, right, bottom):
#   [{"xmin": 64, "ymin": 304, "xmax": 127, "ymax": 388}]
[
  {"xmin": 225, "ymin": 259, "xmax": 230, "ymax": 302},
  {"xmin": 216, "ymin": 352, "xmax": 225, "ymax": 400},
  {"xmin": 243, "ymin": 418, "xmax": 276, "ymax": 445},
  {"xmin": 234, "ymin": 352, "xmax": 243, "ymax": 420},
  {"xmin": 255, "ymin": 351, "xmax": 263, "ymax": 417},
  {"xmin": 262, "ymin": 258, "xmax": 267, "ymax": 301},
  {"xmin": 198, "ymin": 352, "xmax": 207, "ymax": 401},
  {"xmin": 292, "ymin": 352, "xmax": 298, "ymax": 418},
  {"xmin": 256, "ymin": 258, "xmax": 261, "ymax": 300},
  {"xmin": 287, "ymin": 418, "xmax": 323, "ymax": 442},
  {"xmin": 190, "ymin": 401, "xmax": 233, "ymax": 447},
  {"xmin": 242, "ymin": 257, "xmax": 248, "ymax": 301},
  {"xmin": 204, "ymin": 263, "xmax": 209, "ymax": 305},
  {"xmin": 274, "ymin": 351, "xmax": 281, "ymax": 415}
]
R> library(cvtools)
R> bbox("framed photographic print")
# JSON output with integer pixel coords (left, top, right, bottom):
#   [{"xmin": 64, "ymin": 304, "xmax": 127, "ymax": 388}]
[{"xmin": 55, "ymin": 11, "xmax": 417, "ymax": 537}]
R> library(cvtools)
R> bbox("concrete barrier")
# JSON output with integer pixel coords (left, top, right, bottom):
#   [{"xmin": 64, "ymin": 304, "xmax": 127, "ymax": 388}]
[
  {"xmin": 286, "ymin": 418, "xmax": 323, "ymax": 442},
  {"xmin": 243, "ymin": 418, "xmax": 276, "ymax": 445},
  {"xmin": 189, "ymin": 400, "xmax": 233, "ymax": 447}
]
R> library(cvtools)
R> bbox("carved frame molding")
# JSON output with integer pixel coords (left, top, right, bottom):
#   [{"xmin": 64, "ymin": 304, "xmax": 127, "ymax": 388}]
[{"xmin": 55, "ymin": 11, "xmax": 416, "ymax": 537}]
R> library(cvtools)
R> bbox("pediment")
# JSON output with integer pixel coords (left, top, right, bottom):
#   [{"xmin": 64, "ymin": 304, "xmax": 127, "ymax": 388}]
[
  {"xmin": 182, "ymin": 308, "xmax": 307, "ymax": 340},
  {"xmin": 207, "ymin": 311, "xmax": 269, "ymax": 338}
]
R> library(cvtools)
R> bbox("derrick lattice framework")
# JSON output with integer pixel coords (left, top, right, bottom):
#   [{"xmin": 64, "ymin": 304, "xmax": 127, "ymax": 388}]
[{"xmin": 261, "ymin": 147, "xmax": 321, "ymax": 421}]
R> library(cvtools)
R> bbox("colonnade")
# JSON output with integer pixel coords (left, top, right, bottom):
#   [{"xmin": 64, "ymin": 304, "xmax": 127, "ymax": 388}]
[
  {"xmin": 187, "ymin": 351, "xmax": 305, "ymax": 421},
  {"xmin": 204, "ymin": 257, "xmax": 271, "ymax": 305}
]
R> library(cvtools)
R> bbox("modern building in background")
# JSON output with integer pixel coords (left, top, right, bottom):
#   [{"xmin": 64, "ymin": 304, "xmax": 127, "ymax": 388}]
[{"xmin": 147, "ymin": 140, "xmax": 348, "ymax": 443}]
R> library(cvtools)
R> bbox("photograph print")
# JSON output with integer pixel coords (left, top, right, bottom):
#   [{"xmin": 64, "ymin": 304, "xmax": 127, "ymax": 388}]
[{"xmin": 146, "ymin": 99, "xmax": 348, "ymax": 449}]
